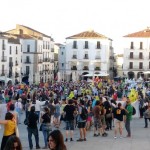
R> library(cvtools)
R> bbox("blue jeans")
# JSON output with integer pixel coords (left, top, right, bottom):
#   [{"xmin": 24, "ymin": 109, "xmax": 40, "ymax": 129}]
[
  {"xmin": 27, "ymin": 127, "xmax": 40, "ymax": 149},
  {"xmin": 42, "ymin": 124, "xmax": 50, "ymax": 147}
]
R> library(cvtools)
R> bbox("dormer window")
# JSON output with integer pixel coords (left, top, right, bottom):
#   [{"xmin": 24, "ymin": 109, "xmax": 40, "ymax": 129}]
[{"xmin": 84, "ymin": 41, "xmax": 88, "ymax": 49}]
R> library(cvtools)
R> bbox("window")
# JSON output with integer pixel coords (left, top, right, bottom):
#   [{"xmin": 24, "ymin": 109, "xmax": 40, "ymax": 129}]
[
  {"xmin": 26, "ymin": 66, "xmax": 30, "ymax": 74},
  {"xmin": 2, "ymin": 65, "xmax": 4, "ymax": 73},
  {"xmin": 139, "ymin": 62, "xmax": 143, "ymax": 69},
  {"xmin": 9, "ymin": 46, "xmax": 12, "ymax": 54},
  {"xmin": 140, "ymin": 42, "xmax": 143, "ymax": 49},
  {"xmin": 130, "ymin": 42, "xmax": 134, "ymax": 49},
  {"xmin": 129, "ymin": 62, "xmax": 133, "ymax": 69},
  {"xmin": 97, "ymin": 41, "xmax": 101, "ymax": 49},
  {"xmin": 149, "ymin": 52, "xmax": 150, "ymax": 59},
  {"xmin": 21, "ymin": 45, "xmax": 22, "ymax": 52},
  {"xmin": 26, "ymin": 56, "xmax": 30, "ymax": 62},
  {"xmin": 2, "ymin": 40, "xmax": 5, "ymax": 50},
  {"xmin": 62, "ymin": 63, "xmax": 64, "ymax": 67},
  {"xmin": 16, "ymin": 46, "xmax": 18, "ymax": 54},
  {"xmin": 61, "ymin": 51, "xmax": 64, "ymax": 55},
  {"xmin": 85, "ymin": 41, "xmax": 88, "ymax": 49},
  {"xmin": 139, "ymin": 52, "xmax": 143, "ymax": 59},
  {"xmin": 73, "ymin": 41, "xmax": 77, "ymax": 49},
  {"xmin": 130, "ymin": 52, "xmax": 133, "ymax": 58},
  {"xmin": 27, "ymin": 45, "xmax": 30, "ymax": 52},
  {"xmin": 149, "ymin": 62, "xmax": 150, "ymax": 69}
]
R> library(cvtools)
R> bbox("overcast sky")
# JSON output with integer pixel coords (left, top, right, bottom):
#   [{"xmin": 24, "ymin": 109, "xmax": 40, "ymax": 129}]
[{"xmin": 1, "ymin": 0, "xmax": 150, "ymax": 54}]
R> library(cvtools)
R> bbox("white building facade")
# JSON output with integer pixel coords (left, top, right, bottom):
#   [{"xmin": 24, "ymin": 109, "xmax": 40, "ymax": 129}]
[
  {"xmin": 0, "ymin": 24, "xmax": 54, "ymax": 85},
  {"xmin": 58, "ymin": 30, "xmax": 114, "ymax": 81},
  {"xmin": 123, "ymin": 27, "xmax": 150, "ymax": 79}
]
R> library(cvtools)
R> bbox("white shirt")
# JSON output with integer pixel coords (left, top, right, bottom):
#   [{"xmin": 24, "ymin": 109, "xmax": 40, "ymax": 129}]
[{"xmin": 31, "ymin": 100, "xmax": 46, "ymax": 111}]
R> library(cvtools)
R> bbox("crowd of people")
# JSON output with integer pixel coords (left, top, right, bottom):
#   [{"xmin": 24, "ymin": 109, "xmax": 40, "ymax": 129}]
[{"xmin": 0, "ymin": 78, "xmax": 150, "ymax": 149}]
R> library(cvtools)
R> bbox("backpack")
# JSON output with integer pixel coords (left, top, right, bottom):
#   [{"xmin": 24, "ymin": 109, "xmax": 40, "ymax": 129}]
[
  {"xmin": 80, "ymin": 106, "xmax": 88, "ymax": 120},
  {"xmin": 132, "ymin": 106, "xmax": 136, "ymax": 115}
]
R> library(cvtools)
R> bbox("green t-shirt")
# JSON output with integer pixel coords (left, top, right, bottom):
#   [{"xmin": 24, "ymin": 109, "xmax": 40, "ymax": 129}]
[{"xmin": 126, "ymin": 104, "xmax": 133, "ymax": 120}]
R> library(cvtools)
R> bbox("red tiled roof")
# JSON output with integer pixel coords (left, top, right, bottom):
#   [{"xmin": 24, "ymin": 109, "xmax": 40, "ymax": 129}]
[
  {"xmin": 124, "ymin": 27, "xmax": 150, "ymax": 37},
  {"xmin": 66, "ymin": 30, "xmax": 111, "ymax": 40}
]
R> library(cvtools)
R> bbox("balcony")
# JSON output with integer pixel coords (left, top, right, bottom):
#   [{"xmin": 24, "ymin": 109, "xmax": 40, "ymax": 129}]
[
  {"xmin": 72, "ymin": 55, "xmax": 77, "ymax": 59},
  {"xmin": 2, "ymin": 44, "xmax": 6, "ymax": 50},
  {"xmin": 38, "ymin": 59, "xmax": 43, "ymax": 63},
  {"xmin": 50, "ymin": 59, "xmax": 54, "ymax": 63},
  {"xmin": 15, "ymin": 61, "xmax": 18, "ymax": 66},
  {"xmin": 1, "ymin": 72, "xmax": 5, "ymax": 76},
  {"xmin": 95, "ymin": 56, "xmax": 101, "ymax": 59},
  {"xmin": 9, "ymin": 62, "xmax": 13, "ymax": 67},
  {"xmin": 71, "ymin": 66, "xmax": 77, "ymax": 70},
  {"xmin": 51, "ymin": 48, "xmax": 54, "ymax": 52},
  {"xmin": 43, "ymin": 58, "xmax": 50, "ymax": 62},
  {"xmin": 95, "ymin": 67, "xmax": 100, "ymax": 71},
  {"xmin": 15, "ymin": 72, "xmax": 19, "ymax": 78},
  {"xmin": 128, "ymin": 56, "xmax": 143, "ymax": 59},
  {"xmin": 24, "ymin": 60, "xmax": 31, "ymax": 63},
  {"xmin": 128, "ymin": 67, "xmax": 145, "ymax": 71},
  {"xmin": 84, "ymin": 55, "xmax": 89, "ymax": 59},
  {"xmin": 83, "ymin": 66, "xmax": 89, "ymax": 70},
  {"xmin": 1, "ymin": 56, "xmax": 7, "ymax": 62}
]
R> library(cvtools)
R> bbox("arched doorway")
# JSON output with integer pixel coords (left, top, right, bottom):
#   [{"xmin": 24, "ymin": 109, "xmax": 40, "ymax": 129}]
[
  {"xmin": 82, "ymin": 72, "xmax": 89, "ymax": 80},
  {"xmin": 137, "ymin": 72, "xmax": 144, "ymax": 79},
  {"xmin": 22, "ymin": 76, "xmax": 29, "ymax": 85},
  {"xmin": 128, "ymin": 72, "xmax": 134, "ymax": 79}
]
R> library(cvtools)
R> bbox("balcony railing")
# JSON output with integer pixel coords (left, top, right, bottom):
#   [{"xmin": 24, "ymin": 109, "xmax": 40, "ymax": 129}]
[
  {"xmin": 83, "ymin": 66, "xmax": 89, "ymax": 70},
  {"xmin": 95, "ymin": 67, "xmax": 100, "ymax": 70},
  {"xmin": 84, "ymin": 56, "xmax": 89, "ymax": 59},
  {"xmin": 72, "ymin": 55, "xmax": 77, "ymax": 59},
  {"xmin": 71, "ymin": 66, "xmax": 77, "ymax": 70},
  {"xmin": 2, "ymin": 44, "xmax": 6, "ymax": 50},
  {"xmin": 15, "ymin": 61, "xmax": 18, "ymax": 66},
  {"xmin": 1, "ymin": 56, "xmax": 7, "ymax": 62},
  {"xmin": 128, "ymin": 56, "xmax": 143, "ymax": 59},
  {"xmin": 43, "ymin": 58, "xmax": 50, "ymax": 62},
  {"xmin": 15, "ymin": 72, "xmax": 19, "ymax": 78},
  {"xmin": 95, "ymin": 56, "xmax": 101, "ymax": 59},
  {"xmin": 38, "ymin": 59, "xmax": 43, "ymax": 63},
  {"xmin": 51, "ymin": 48, "xmax": 54, "ymax": 52},
  {"xmin": 24, "ymin": 60, "xmax": 31, "ymax": 63},
  {"xmin": 50, "ymin": 59, "xmax": 54, "ymax": 63},
  {"xmin": 9, "ymin": 62, "xmax": 13, "ymax": 67},
  {"xmin": 1, "ymin": 72, "xmax": 5, "ymax": 76}
]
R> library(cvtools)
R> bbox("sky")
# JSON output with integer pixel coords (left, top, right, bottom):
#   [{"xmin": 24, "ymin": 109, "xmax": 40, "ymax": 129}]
[{"xmin": 1, "ymin": 0, "xmax": 150, "ymax": 54}]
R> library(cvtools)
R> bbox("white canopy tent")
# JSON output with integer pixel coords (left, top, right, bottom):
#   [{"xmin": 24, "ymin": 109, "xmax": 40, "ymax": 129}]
[{"xmin": 0, "ymin": 76, "xmax": 12, "ymax": 83}]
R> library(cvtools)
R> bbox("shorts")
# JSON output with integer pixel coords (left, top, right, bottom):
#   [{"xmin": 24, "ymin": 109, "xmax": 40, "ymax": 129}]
[
  {"xmin": 78, "ymin": 122, "xmax": 86, "ymax": 128},
  {"xmin": 114, "ymin": 119, "xmax": 123, "ymax": 129},
  {"xmin": 87, "ymin": 116, "xmax": 92, "ymax": 122},
  {"xmin": 66, "ymin": 120, "xmax": 74, "ymax": 130},
  {"xmin": 94, "ymin": 118, "xmax": 102, "ymax": 128}
]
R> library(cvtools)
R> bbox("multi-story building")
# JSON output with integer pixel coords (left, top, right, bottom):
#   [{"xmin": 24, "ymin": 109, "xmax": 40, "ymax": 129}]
[
  {"xmin": 114, "ymin": 54, "xmax": 123, "ymax": 77},
  {"xmin": 123, "ymin": 27, "xmax": 150, "ymax": 79},
  {"xmin": 0, "ymin": 24, "xmax": 54, "ymax": 84},
  {"xmin": 59, "ymin": 30, "xmax": 114, "ymax": 81}
]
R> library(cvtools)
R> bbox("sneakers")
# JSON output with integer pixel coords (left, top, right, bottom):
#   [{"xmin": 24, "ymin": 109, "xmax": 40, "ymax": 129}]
[
  {"xmin": 93, "ymin": 134, "xmax": 98, "ymax": 137},
  {"xmin": 120, "ymin": 136, "xmax": 123, "ymax": 139},
  {"xmin": 77, "ymin": 138, "xmax": 83, "ymax": 142},
  {"xmin": 70, "ymin": 138, "xmax": 73, "ymax": 141},
  {"xmin": 114, "ymin": 136, "xmax": 117, "ymax": 139}
]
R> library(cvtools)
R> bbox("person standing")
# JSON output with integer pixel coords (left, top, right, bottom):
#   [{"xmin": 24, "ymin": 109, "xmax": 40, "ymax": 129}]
[
  {"xmin": 124, "ymin": 99, "xmax": 133, "ymax": 137},
  {"xmin": 77, "ymin": 99, "xmax": 87, "ymax": 141},
  {"xmin": 0, "ymin": 112, "xmax": 16, "ymax": 150},
  {"xmin": 27, "ymin": 106, "xmax": 40, "ymax": 149},
  {"xmin": 15, "ymin": 98, "xmax": 22, "ymax": 124},
  {"xmin": 63, "ymin": 99, "xmax": 76, "ymax": 142},
  {"xmin": 40, "ymin": 107, "xmax": 51, "ymax": 149},
  {"xmin": 112, "ymin": 102, "xmax": 126, "ymax": 138}
]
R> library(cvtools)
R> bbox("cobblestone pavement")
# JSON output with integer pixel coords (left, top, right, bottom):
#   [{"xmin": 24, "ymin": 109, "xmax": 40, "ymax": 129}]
[{"xmin": 0, "ymin": 113, "xmax": 150, "ymax": 150}]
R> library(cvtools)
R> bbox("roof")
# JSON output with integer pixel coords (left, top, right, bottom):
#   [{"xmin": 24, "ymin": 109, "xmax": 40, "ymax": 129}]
[
  {"xmin": 66, "ymin": 30, "xmax": 111, "ymax": 40},
  {"xmin": 124, "ymin": 27, "xmax": 150, "ymax": 38}
]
